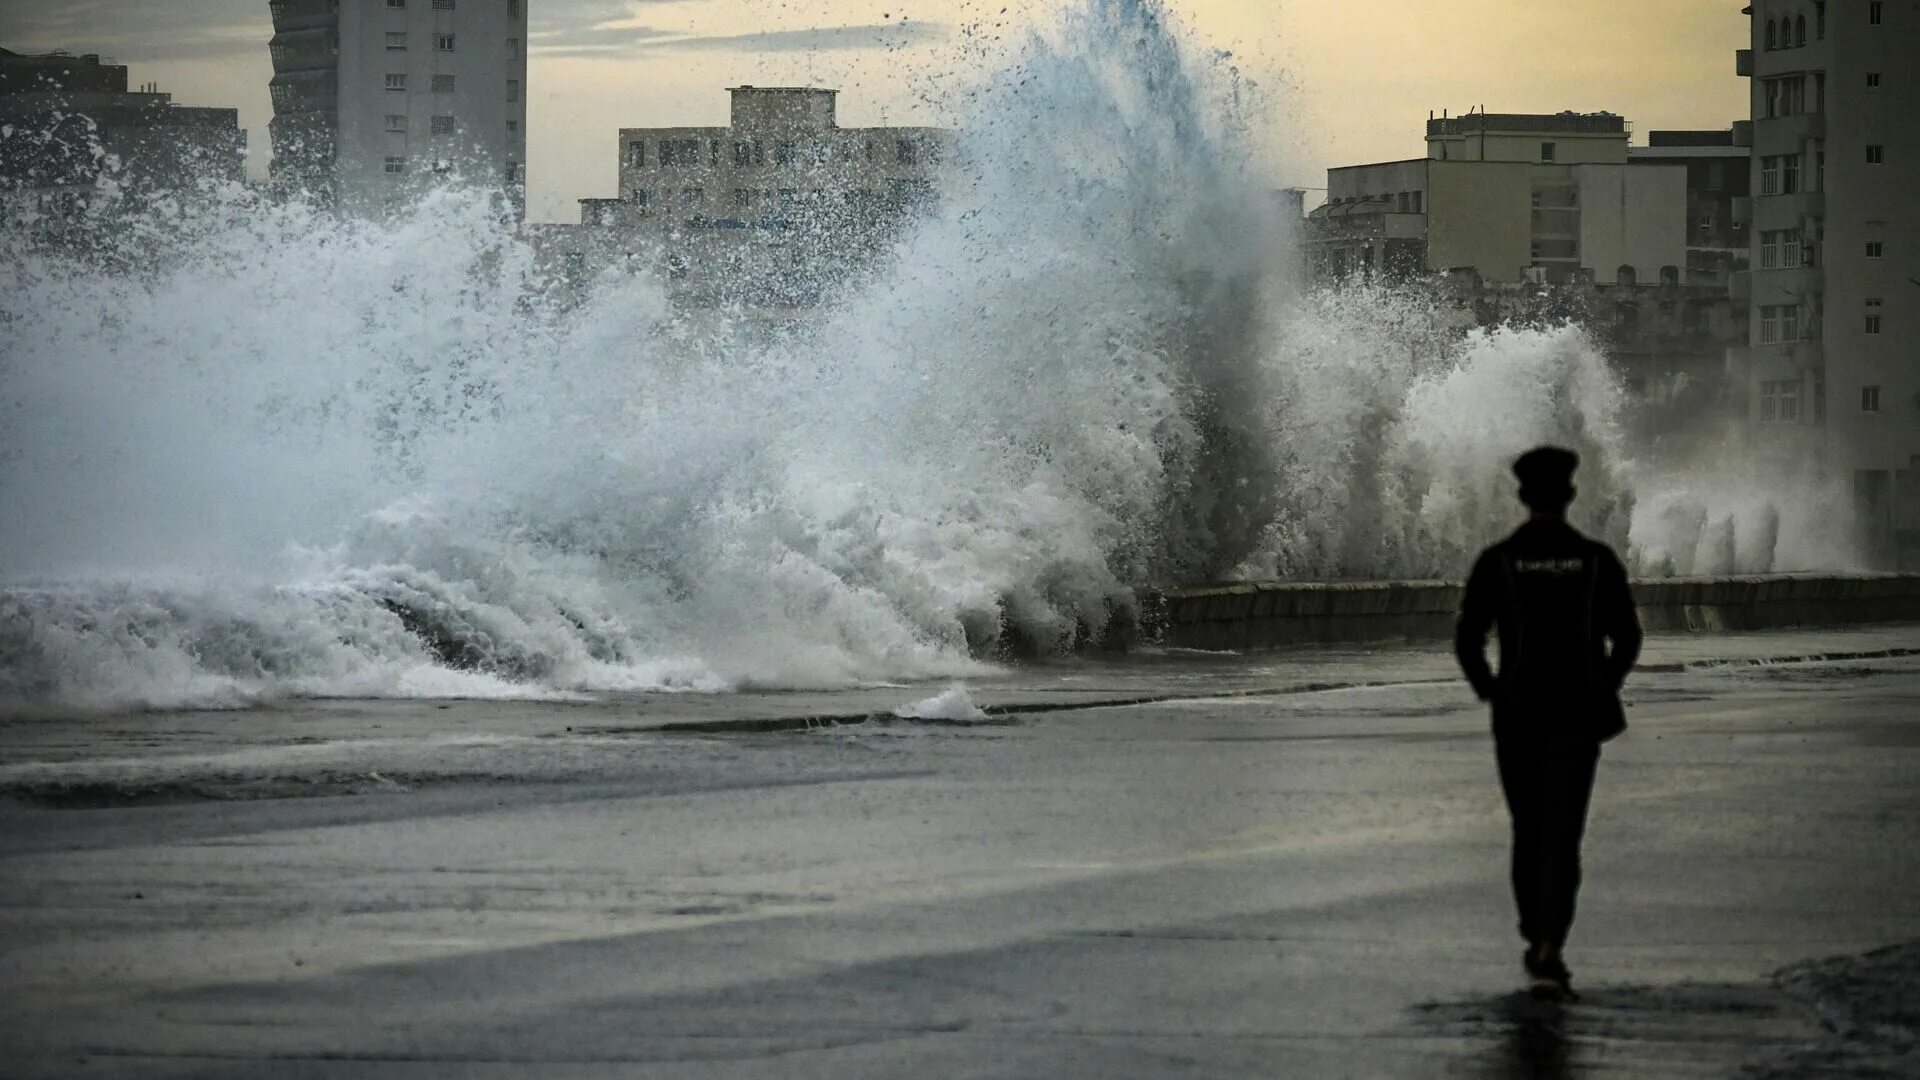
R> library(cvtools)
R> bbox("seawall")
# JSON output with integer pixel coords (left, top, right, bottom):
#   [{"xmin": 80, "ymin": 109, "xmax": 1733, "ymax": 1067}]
[{"xmin": 1149, "ymin": 573, "xmax": 1920, "ymax": 651}]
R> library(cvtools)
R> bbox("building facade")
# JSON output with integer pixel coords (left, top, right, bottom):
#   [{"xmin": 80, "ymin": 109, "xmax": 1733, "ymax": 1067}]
[
  {"xmin": 1304, "ymin": 111, "xmax": 1751, "ymax": 425},
  {"xmin": 1739, "ymin": 0, "xmax": 1919, "ymax": 566},
  {"xmin": 1628, "ymin": 126, "xmax": 1754, "ymax": 289},
  {"xmin": 267, "ymin": 0, "xmax": 527, "ymax": 217},
  {"xmin": 1309, "ymin": 111, "xmax": 1689, "ymax": 287},
  {"xmin": 585, "ymin": 86, "xmax": 949, "ymax": 308},
  {"xmin": 1, "ymin": 48, "xmax": 245, "ymax": 202}
]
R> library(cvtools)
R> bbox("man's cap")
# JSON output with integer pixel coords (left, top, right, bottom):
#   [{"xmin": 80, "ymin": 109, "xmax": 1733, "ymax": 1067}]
[{"xmin": 1512, "ymin": 445, "xmax": 1579, "ymax": 491}]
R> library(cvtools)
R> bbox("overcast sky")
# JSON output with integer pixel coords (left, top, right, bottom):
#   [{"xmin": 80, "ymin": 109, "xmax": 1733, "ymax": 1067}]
[{"xmin": 1, "ymin": 1, "xmax": 1750, "ymax": 223}]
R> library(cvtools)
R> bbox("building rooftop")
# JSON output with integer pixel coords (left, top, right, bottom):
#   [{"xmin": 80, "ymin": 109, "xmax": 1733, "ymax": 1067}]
[
  {"xmin": 1648, "ymin": 129, "xmax": 1736, "ymax": 147},
  {"xmin": 1426, "ymin": 111, "xmax": 1628, "ymax": 138},
  {"xmin": 1630, "ymin": 144, "xmax": 1747, "ymax": 159}
]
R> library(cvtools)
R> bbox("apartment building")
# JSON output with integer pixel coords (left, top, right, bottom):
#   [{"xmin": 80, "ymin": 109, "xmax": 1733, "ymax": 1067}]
[
  {"xmin": 1628, "ymin": 126, "xmax": 1754, "ymax": 288},
  {"xmin": 1738, "ymin": 0, "xmax": 1919, "ymax": 565},
  {"xmin": 0, "ymin": 48, "xmax": 244, "ymax": 199},
  {"xmin": 1309, "ymin": 111, "xmax": 1687, "ymax": 286},
  {"xmin": 267, "ymin": 0, "xmax": 528, "ymax": 217},
  {"xmin": 584, "ymin": 86, "xmax": 949, "ymax": 307}
]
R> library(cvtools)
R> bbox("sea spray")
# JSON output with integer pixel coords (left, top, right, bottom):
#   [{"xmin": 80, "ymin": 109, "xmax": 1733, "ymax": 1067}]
[{"xmin": 0, "ymin": 0, "xmax": 1844, "ymax": 714}]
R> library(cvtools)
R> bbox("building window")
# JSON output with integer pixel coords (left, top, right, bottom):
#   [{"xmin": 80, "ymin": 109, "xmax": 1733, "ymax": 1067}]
[
  {"xmin": 385, "ymin": 73, "xmax": 407, "ymax": 90},
  {"xmin": 1537, "ymin": 141, "xmax": 1556, "ymax": 162},
  {"xmin": 506, "ymin": 119, "xmax": 517, "ymax": 133},
  {"xmin": 509, "ymin": 0, "xmax": 519, "ymax": 14},
  {"xmin": 1758, "ymin": 304, "xmax": 1801, "ymax": 344},
  {"xmin": 1795, "ymin": 15, "xmax": 1807, "ymax": 45},
  {"xmin": 1782, "ymin": 154, "xmax": 1800, "ymax": 193},
  {"xmin": 433, "ymin": 0, "xmax": 454, "ymax": 8},
  {"xmin": 1411, "ymin": 191, "xmax": 1423, "ymax": 213},
  {"xmin": 387, "ymin": 0, "xmax": 404, "ymax": 6},
  {"xmin": 1866, "ymin": 72, "xmax": 1881, "ymax": 88},
  {"xmin": 506, "ymin": 79, "xmax": 520, "ymax": 102},
  {"xmin": 628, "ymin": 141, "xmax": 645, "ymax": 167},
  {"xmin": 734, "ymin": 188, "xmax": 752, "ymax": 210},
  {"xmin": 1862, "ymin": 386, "xmax": 1881, "ymax": 412},
  {"xmin": 1866, "ymin": 240, "xmax": 1884, "ymax": 258},
  {"xmin": 1765, "ymin": 19, "xmax": 1777, "ymax": 49},
  {"xmin": 385, "ymin": 32, "xmax": 407, "ymax": 49},
  {"xmin": 1869, "ymin": 1, "xmax": 1882, "ymax": 25},
  {"xmin": 1817, "ymin": 1, "xmax": 1827, "ymax": 37},
  {"xmin": 505, "ymin": 161, "xmax": 522, "ymax": 183},
  {"xmin": 384, "ymin": 113, "xmax": 406, "ymax": 132},
  {"xmin": 384, "ymin": 156, "xmax": 405, "ymax": 175},
  {"xmin": 1760, "ymin": 156, "xmax": 1780, "ymax": 195},
  {"xmin": 896, "ymin": 139, "xmax": 917, "ymax": 166},
  {"xmin": 1866, "ymin": 298, "xmax": 1883, "ymax": 334},
  {"xmin": 1765, "ymin": 76, "xmax": 1807, "ymax": 118},
  {"xmin": 430, "ymin": 114, "xmax": 455, "ymax": 135},
  {"xmin": 660, "ymin": 138, "xmax": 699, "ymax": 166},
  {"xmin": 1760, "ymin": 230, "xmax": 1803, "ymax": 268},
  {"xmin": 431, "ymin": 74, "xmax": 454, "ymax": 92},
  {"xmin": 1760, "ymin": 379, "xmax": 1801, "ymax": 422},
  {"xmin": 435, "ymin": 34, "xmax": 455, "ymax": 51},
  {"xmin": 1866, "ymin": 144, "xmax": 1884, "ymax": 164},
  {"xmin": 681, "ymin": 187, "xmax": 702, "ymax": 207},
  {"xmin": 774, "ymin": 140, "xmax": 797, "ymax": 166},
  {"xmin": 507, "ymin": 38, "xmax": 520, "ymax": 59},
  {"xmin": 733, "ymin": 140, "xmax": 763, "ymax": 167}
]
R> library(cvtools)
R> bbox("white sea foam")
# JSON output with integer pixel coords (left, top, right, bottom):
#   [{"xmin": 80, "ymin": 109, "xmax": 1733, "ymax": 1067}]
[
  {"xmin": 894, "ymin": 685, "xmax": 991, "ymax": 723},
  {"xmin": 0, "ymin": 0, "xmax": 1849, "ymax": 716}
]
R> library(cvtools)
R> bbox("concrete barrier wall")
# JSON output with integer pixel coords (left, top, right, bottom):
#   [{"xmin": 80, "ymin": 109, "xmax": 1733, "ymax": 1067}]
[{"xmin": 1151, "ymin": 574, "xmax": 1920, "ymax": 651}]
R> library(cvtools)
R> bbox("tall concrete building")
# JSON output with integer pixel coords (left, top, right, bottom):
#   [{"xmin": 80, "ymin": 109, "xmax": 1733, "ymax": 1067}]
[
  {"xmin": 579, "ymin": 86, "xmax": 949, "ymax": 308},
  {"xmin": 267, "ymin": 0, "xmax": 527, "ymax": 217},
  {"xmin": 1308, "ymin": 111, "xmax": 1688, "ymax": 286},
  {"xmin": 1738, "ymin": 0, "xmax": 1919, "ymax": 566}
]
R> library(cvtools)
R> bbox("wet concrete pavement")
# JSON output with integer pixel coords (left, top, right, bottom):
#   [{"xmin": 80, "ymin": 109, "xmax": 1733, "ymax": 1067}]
[{"xmin": 2, "ymin": 633, "xmax": 1918, "ymax": 1077}]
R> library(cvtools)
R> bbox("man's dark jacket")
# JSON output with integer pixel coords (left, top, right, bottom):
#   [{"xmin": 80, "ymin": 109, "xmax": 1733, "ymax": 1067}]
[{"xmin": 1454, "ymin": 520, "xmax": 1643, "ymax": 745}]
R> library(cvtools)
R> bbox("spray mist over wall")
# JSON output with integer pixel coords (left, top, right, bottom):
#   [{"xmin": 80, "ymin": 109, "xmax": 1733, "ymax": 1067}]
[{"xmin": 0, "ymin": 0, "xmax": 1845, "ymax": 713}]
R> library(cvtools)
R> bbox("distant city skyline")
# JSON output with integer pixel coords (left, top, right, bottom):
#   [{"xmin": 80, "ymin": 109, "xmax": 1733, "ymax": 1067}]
[{"xmin": 0, "ymin": 0, "xmax": 1750, "ymax": 222}]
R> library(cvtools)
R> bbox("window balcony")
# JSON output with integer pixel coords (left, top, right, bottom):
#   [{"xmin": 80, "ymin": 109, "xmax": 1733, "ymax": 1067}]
[{"xmin": 1736, "ymin": 48, "xmax": 1754, "ymax": 77}]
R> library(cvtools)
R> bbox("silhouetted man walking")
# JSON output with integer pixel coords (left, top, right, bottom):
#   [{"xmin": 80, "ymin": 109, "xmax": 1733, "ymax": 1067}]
[{"xmin": 1455, "ymin": 446, "xmax": 1641, "ymax": 1000}]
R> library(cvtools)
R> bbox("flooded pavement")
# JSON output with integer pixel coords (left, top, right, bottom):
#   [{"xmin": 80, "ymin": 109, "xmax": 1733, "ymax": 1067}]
[{"xmin": 1, "ymin": 633, "xmax": 1917, "ymax": 1077}]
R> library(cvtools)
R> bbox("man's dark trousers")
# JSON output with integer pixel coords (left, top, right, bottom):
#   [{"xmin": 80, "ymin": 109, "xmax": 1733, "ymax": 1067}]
[{"xmin": 1495, "ymin": 732, "xmax": 1600, "ymax": 948}]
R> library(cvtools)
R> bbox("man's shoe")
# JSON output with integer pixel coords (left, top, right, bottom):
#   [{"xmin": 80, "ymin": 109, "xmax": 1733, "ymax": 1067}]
[
  {"xmin": 1524, "ymin": 944, "xmax": 1576, "ymax": 1001},
  {"xmin": 1528, "ymin": 954, "xmax": 1576, "ymax": 1002}
]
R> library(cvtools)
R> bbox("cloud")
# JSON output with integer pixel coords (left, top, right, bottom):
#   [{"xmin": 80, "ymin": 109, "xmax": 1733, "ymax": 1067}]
[
  {"xmin": 527, "ymin": 0, "xmax": 709, "ymax": 54},
  {"xmin": 533, "ymin": 18, "xmax": 952, "ymax": 58},
  {"xmin": 623, "ymin": 20, "xmax": 949, "ymax": 54},
  {"xmin": 530, "ymin": 23, "xmax": 685, "ymax": 58},
  {"xmin": 0, "ymin": 0, "xmax": 266, "ymax": 62}
]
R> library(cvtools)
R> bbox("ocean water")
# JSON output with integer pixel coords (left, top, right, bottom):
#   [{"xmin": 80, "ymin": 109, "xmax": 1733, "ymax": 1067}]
[{"xmin": 0, "ymin": 0, "xmax": 1846, "ymax": 714}]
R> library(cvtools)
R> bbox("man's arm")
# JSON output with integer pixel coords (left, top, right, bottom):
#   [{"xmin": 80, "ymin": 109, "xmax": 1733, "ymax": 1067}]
[
  {"xmin": 1599, "ymin": 548, "xmax": 1642, "ymax": 690},
  {"xmin": 1454, "ymin": 551, "xmax": 1500, "ymax": 701}
]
